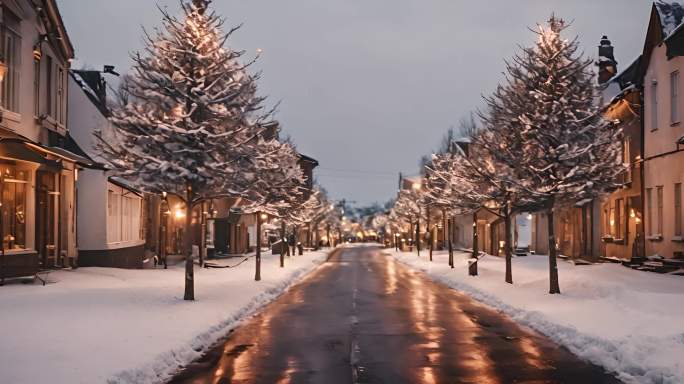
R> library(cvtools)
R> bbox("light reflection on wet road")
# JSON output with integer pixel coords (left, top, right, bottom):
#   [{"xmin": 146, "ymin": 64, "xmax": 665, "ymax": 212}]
[{"xmin": 168, "ymin": 246, "xmax": 620, "ymax": 384}]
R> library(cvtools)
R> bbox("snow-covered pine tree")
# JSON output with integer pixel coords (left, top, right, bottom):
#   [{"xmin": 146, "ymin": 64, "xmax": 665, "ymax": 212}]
[
  {"xmin": 509, "ymin": 16, "xmax": 624, "ymax": 294},
  {"xmin": 321, "ymin": 202, "xmax": 343, "ymax": 247},
  {"xmin": 392, "ymin": 187, "xmax": 427, "ymax": 255},
  {"xmin": 242, "ymin": 138, "xmax": 306, "ymax": 279},
  {"xmin": 427, "ymin": 146, "xmax": 488, "ymax": 275},
  {"xmin": 97, "ymin": 0, "xmax": 269, "ymax": 300},
  {"xmin": 462, "ymin": 78, "xmax": 537, "ymax": 284}
]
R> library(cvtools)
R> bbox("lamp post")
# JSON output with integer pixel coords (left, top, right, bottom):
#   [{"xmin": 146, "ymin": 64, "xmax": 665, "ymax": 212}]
[
  {"xmin": 470, "ymin": 212, "xmax": 479, "ymax": 276},
  {"xmin": 160, "ymin": 192, "xmax": 170, "ymax": 269},
  {"xmin": 255, "ymin": 211, "xmax": 263, "ymax": 281},
  {"xmin": 412, "ymin": 182, "xmax": 421, "ymax": 257},
  {"xmin": 0, "ymin": 54, "xmax": 7, "ymax": 83}
]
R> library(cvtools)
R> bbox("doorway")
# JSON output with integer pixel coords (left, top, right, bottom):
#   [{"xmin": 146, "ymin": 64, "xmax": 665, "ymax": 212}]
[{"xmin": 35, "ymin": 171, "xmax": 59, "ymax": 267}]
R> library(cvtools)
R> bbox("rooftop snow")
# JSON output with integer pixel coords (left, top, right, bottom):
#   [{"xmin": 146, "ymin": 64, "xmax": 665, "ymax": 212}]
[{"xmin": 656, "ymin": 1, "xmax": 684, "ymax": 37}]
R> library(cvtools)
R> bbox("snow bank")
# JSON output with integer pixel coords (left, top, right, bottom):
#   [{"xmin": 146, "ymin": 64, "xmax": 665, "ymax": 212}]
[
  {"xmin": 0, "ymin": 250, "xmax": 330, "ymax": 384},
  {"xmin": 389, "ymin": 250, "xmax": 684, "ymax": 384}
]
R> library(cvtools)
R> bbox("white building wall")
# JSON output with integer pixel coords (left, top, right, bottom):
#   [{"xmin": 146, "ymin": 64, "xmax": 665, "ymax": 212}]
[
  {"xmin": 68, "ymin": 75, "xmax": 144, "ymax": 252},
  {"xmin": 75, "ymin": 169, "xmax": 107, "ymax": 250}
]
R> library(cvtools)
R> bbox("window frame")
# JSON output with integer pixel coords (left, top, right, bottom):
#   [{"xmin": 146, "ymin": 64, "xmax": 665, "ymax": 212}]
[
  {"xmin": 0, "ymin": 13, "xmax": 22, "ymax": 113},
  {"xmin": 651, "ymin": 80, "xmax": 659, "ymax": 131},
  {"xmin": 675, "ymin": 183, "xmax": 682, "ymax": 237},
  {"xmin": 657, "ymin": 186, "xmax": 664, "ymax": 236},
  {"xmin": 647, "ymin": 188, "xmax": 653, "ymax": 236},
  {"xmin": 671, "ymin": 71, "xmax": 680, "ymax": 125}
]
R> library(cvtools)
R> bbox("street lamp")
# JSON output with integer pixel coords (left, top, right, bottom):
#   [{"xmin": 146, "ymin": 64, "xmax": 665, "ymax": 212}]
[{"xmin": 0, "ymin": 59, "xmax": 7, "ymax": 83}]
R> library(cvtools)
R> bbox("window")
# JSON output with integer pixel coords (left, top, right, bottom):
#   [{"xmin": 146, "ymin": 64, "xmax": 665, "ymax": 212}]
[
  {"xmin": 57, "ymin": 67, "xmax": 64, "ymax": 124},
  {"xmin": 609, "ymin": 204, "xmax": 616, "ymax": 236},
  {"xmin": 45, "ymin": 56, "xmax": 53, "ymax": 117},
  {"xmin": 0, "ymin": 162, "xmax": 29, "ymax": 250},
  {"xmin": 107, "ymin": 185, "xmax": 142, "ymax": 244},
  {"xmin": 33, "ymin": 58, "xmax": 40, "ymax": 116},
  {"xmin": 657, "ymin": 186, "xmax": 664, "ymax": 235},
  {"xmin": 671, "ymin": 71, "xmax": 680, "ymax": 124},
  {"xmin": 623, "ymin": 138, "xmax": 632, "ymax": 183},
  {"xmin": 647, "ymin": 188, "xmax": 653, "ymax": 235},
  {"xmin": 1, "ymin": 11, "xmax": 22, "ymax": 112},
  {"xmin": 107, "ymin": 190, "xmax": 119, "ymax": 242},
  {"xmin": 616, "ymin": 198, "xmax": 624, "ymax": 239},
  {"xmin": 676, "ymin": 183, "xmax": 682, "ymax": 237},
  {"xmin": 651, "ymin": 80, "xmax": 659, "ymax": 130}
]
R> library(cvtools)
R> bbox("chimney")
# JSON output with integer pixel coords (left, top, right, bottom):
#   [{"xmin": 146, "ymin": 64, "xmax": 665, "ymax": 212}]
[{"xmin": 597, "ymin": 35, "xmax": 618, "ymax": 84}]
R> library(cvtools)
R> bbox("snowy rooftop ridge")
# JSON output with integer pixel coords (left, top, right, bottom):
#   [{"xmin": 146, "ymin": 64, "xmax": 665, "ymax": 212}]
[{"xmin": 656, "ymin": 1, "xmax": 684, "ymax": 38}]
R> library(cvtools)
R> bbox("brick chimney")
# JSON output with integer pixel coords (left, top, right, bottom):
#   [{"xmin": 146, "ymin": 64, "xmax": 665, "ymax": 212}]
[{"xmin": 597, "ymin": 35, "xmax": 618, "ymax": 84}]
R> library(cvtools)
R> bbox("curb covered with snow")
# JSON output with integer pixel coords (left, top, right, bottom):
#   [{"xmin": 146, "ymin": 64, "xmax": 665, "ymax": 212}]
[
  {"xmin": 390, "ymin": 250, "xmax": 684, "ymax": 384},
  {"xmin": 0, "ymin": 250, "xmax": 331, "ymax": 384},
  {"xmin": 109, "ymin": 252, "xmax": 329, "ymax": 384}
]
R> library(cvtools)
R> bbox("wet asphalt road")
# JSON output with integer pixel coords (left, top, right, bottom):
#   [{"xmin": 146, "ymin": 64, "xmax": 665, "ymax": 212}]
[{"xmin": 168, "ymin": 246, "xmax": 620, "ymax": 384}]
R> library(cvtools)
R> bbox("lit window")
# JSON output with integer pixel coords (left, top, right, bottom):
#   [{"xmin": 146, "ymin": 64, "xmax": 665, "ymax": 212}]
[{"xmin": 1, "ymin": 162, "xmax": 29, "ymax": 250}]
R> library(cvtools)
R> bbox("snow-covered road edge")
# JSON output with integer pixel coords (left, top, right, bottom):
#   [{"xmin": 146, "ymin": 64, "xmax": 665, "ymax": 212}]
[
  {"xmin": 390, "ymin": 252, "xmax": 679, "ymax": 384},
  {"xmin": 108, "ymin": 251, "xmax": 333, "ymax": 384}
]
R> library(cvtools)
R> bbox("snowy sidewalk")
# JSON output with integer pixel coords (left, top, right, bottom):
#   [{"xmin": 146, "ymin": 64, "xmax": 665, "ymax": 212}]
[
  {"xmin": 0, "ymin": 249, "xmax": 331, "ymax": 384},
  {"xmin": 389, "ymin": 249, "xmax": 684, "ymax": 384}
]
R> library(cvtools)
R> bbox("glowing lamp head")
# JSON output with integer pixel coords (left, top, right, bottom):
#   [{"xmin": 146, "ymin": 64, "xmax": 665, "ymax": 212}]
[
  {"xmin": 174, "ymin": 206, "xmax": 186, "ymax": 220},
  {"xmin": 0, "ymin": 60, "xmax": 7, "ymax": 83}
]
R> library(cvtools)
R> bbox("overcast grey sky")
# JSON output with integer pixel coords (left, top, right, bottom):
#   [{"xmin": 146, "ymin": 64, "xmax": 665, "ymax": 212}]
[{"xmin": 58, "ymin": 0, "xmax": 653, "ymax": 206}]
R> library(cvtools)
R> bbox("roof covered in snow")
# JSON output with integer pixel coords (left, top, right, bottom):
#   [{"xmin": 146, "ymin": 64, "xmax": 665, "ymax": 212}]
[{"xmin": 656, "ymin": 1, "xmax": 684, "ymax": 38}]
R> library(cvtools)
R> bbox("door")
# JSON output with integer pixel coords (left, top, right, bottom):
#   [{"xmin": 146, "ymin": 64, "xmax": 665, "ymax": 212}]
[
  {"xmin": 214, "ymin": 218, "xmax": 228, "ymax": 254},
  {"xmin": 35, "ymin": 171, "xmax": 58, "ymax": 267}
]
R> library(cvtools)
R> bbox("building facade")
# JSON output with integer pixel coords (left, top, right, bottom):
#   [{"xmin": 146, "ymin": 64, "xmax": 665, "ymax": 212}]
[
  {"xmin": 1, "ymin": 0, "xmax": 82, "ymax": 279},
  {"xmin": 642, "ymin": 2, "xmax": 684, "ymax": 260},
  {"xmin": 68, "ymin": 70, "xmax": 146, "ymax": 268}
]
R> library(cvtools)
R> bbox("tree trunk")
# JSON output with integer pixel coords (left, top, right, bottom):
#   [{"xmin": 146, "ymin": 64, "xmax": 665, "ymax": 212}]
[
  {"xmin": 161, "ymin": 208, "xmax": 168, "ymax": 269},
  {"xmin": 442, "ymin": 209, "xmax": 447, "ymax": 251},
  {"xmin": 183, "ymin": 184, "xmax": 195, "ymax": 301},
  {"xmin": 255, "ymin": 212, "xmax": 262, "ymax": 281},
  {"xmin": 547, "ymin": 208, "xmax": 561, "ymax": 294},
  {"xmin": 448, "ymin": 217, "xmax": 454, "ymax": 268},
  {"xmin": 504, "ymin": 205, "xmax": 513, "ymax": 284},
  {"xmin": 427, "ymin": 206, "xmax": 432, "ymax": 261},
  {"xmin": 286, "ymin": 225, "xmax": 291, "ymax": 257},
  {"xmin": 326, "ymin": 225, "xmax": 331, "ymax": 248},
  {"xmin": 280, "ymin": 221, "xmax": 286, "ymax": 268},
  {"xmin": 469, "ymin": 211, "xmax": 478, "ymax": 276},
  {"xmin": 416, "ymin": 215, "xmax": 421, "ymax": 257}
]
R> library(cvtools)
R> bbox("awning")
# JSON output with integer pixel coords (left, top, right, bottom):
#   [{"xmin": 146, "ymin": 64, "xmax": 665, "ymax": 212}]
[
  {"xmin": 0, "ymin": 140, "xmax": 48, "ymax": 164},
  {"xmin": 108, "ymin": 176, "xmax": 143, "ymax": 198},
  {"xmin": 23, "ymin": 142, "xmax": 94, "ymax": 167}
]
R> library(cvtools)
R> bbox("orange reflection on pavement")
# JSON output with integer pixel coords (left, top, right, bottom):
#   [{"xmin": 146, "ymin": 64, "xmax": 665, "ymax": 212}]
[
  {"xmin": 276, "ymin": 356, "xmax": 298, "ymax": 384},
  {"xmin": 385, "ymin": 258, "xmax": 398, "ymax": 294},
  {"xmin": 420, "ymin": 366, "xmax": 437, "ymax": 384},
  {"xmin": 518, "ymin": 337, "xmax": 551, "ymax": 369}
]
